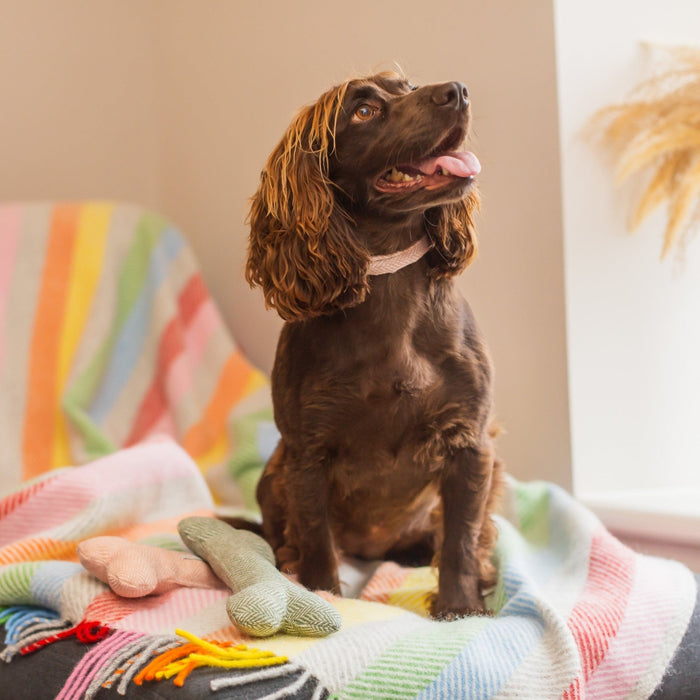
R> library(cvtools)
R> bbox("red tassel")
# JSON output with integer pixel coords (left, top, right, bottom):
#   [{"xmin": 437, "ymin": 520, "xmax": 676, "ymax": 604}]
[
  {"xmin": 75, "ymin": 620, "xmax": 110, "ymax": 643},
  {"xmin": 20, "ymin": 620, "xmax": 111, "ymax": 655}
]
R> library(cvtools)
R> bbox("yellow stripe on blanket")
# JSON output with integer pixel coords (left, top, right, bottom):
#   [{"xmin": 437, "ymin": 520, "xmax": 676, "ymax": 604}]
[
  {"xmin": 388, "ymin": 567, "xmax": 437, "ymax": 616},
  {"xmin": 232, "ymin": 595, "xmax": 410, "ymax": 660},
  {"xmin": 52, "ymin": 203, "xmax": 112, "ymax": 468},
  {"xmin": 190, "ymin": 363, "xmax": 270, "ymax": 472}
]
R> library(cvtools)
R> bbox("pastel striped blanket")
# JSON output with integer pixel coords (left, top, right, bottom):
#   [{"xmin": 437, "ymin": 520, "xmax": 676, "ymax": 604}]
[
  {"xmin": 0, "ymin": 201, "xmax": 275, "ymax": 503},
  {"xmin": 1, "ymin": 440, "xmax": 695, "ymax": 699}
]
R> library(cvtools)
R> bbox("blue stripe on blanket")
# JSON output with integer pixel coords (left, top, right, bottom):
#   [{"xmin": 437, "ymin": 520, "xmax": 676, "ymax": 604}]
[
  {"xmin": 419, "ymin": 567, "xmax": 546, "ymax": 699},
  {"xmin": 31, "ymin": 562, "xmax": 84, "ymax": 609},
  {"xmin": 90, "ymin": 226, "xmax": 184, "ymax": 422}
]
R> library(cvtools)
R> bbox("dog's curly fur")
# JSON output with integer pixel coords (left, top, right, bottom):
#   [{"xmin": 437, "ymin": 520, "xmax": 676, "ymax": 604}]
[{"xmin": 246, "ymin": 71, "xmax": 502, "ymax": 618}]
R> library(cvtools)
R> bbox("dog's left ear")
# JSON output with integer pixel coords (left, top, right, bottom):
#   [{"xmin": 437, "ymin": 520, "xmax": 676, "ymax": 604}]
[
  {"xmin": 246, "ymin": 94, "xmax": 370, "ymax": 322},
  {"xmin": 425, "ymin": 190, "xmax": 480, "ymax": 277}
]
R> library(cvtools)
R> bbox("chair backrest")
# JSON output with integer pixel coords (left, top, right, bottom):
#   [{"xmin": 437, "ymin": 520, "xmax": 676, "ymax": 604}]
[{"xmin": 0, "ymin": 201, "xmax": 275, "ymax": 505}]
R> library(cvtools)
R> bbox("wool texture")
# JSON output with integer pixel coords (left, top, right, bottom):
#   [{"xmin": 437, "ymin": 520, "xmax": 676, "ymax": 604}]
[
  {"xmin": 178, "ymin": 516, "xmax": 342, "ymax": 637},
  {"xmin": 0, "ymin": 201, "xmax": 276, "ymax": 504},
  {"xmin": 0, "ymin": 440, "xmax": 696, "ymax": 698}
]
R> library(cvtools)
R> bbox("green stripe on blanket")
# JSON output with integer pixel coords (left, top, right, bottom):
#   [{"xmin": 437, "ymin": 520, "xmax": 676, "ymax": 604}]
[{"xmin": 0, "ymin": 442, "xmax": 695, "ymax": 699}]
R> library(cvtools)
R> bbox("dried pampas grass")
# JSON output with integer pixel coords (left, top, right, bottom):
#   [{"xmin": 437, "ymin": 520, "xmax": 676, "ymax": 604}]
[{"xmin": 588, "ymin": 45, "xmax": 700, "ymax": 259}]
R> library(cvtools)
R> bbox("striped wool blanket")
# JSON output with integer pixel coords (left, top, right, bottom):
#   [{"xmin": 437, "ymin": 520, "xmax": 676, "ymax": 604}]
[
  {"xmin": 0, "ymin": 439, "xmax": 696, "ymax": 699},
  {"xmin": 0, "ymin": 201, "xmax": 276, "ymax": 503}
]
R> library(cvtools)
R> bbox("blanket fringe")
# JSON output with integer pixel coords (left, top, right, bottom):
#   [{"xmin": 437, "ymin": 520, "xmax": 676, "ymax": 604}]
[
  {"xmin": 2, "ymin": 610, "xmax": 292, "ymax": 696},
  {"xmin": 1, "ymin": 605, "xmax": 59, "ymax": 641},
  {"xmin": 210, "ymin": 662, "xmax": 329, "ymax": 700},
  {"xmin": 0, "ymin": 605, "xmax": 70, "ymax": 661},
  {"xmin": 134, "ymin": 628, "xmax": 288, "ymax": 688},
  {"xmin": 86, "ymin": 634, "xmax": 181, "ymax": 699},
  {"xmin": 56, "ymin": 629, "xmax": 142, "ymax": 700},
  {"xmin": 21, "ymin": 619, "xmax": 110, "ymax": 655}
]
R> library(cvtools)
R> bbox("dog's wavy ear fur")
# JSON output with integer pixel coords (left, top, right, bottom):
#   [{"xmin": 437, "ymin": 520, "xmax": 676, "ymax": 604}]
[
  {"xmin": 425, "ymin": 189, "xmax": 480, "ymax": 278},
  {"xmin": 247, "ymin": 85, "xmax": 370, "ymax": 322}
]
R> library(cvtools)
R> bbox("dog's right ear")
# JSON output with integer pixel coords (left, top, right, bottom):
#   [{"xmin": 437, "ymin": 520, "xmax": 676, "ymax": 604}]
[
  {"xmin": 246, "ymin": 97, "xmax": 370, "ymax": 322},
  {"xmin": 425, "ymin": 189, "xmax": 480, "ymax": 278}
]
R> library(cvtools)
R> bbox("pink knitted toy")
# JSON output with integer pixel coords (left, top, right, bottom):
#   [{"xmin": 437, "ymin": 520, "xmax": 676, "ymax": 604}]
[{"xmin": 77, "ymin": 536, "xmax": 223, "ymax": 598}]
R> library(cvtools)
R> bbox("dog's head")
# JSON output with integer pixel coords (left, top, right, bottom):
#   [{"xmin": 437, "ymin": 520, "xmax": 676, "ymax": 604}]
[
  {"xmin": 330, "ymin": 73, "xmax": 480, "ymax": 217},
  {"xmin": 247, "ymin": 71, "xmax": 480, "ymax": 321}
]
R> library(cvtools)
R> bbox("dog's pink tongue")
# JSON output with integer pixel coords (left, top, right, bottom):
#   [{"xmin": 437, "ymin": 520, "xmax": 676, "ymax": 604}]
[{"xmin": 418, "ymin": 151, "xmax": 481, "ymax": 178}]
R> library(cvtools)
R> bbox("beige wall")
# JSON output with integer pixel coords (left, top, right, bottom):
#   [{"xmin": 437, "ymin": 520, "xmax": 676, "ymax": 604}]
[
  {"xmin": 0, "ymin": 2, "xmax": 162, "ymax": 209},
  {"xmin": 0, "ymin": 0, "xmax": 571, "ymax": 487}
]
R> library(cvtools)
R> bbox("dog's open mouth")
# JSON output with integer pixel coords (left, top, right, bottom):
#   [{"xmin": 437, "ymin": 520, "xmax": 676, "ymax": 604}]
[
  {"xmin": 374, "ymin": 127, "xmax": 481, "ymax": 194},
  {"xmin": 375, "ymin": 152, "xmax": 481, "ymax": 193}
]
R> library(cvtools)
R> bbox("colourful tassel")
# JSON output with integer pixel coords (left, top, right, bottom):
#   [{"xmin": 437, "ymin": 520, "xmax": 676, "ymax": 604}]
[
  {"xmin": 134, "ymin": 628, "xmax": 288, "ymax": 688},
  {"xmin": 85, "ymin": 635, "xmax": 180, "ymax": 699},
  {"xmin": 4, "ymin": 614, "xmax": 289, "ymax": 693},
  {"xmin": 20, "ymin": 619, "xmax": 110, "ymax": 655},
  {"xmin": 0, "ymin": 605, "xmax": 59, "ymax": 643}
]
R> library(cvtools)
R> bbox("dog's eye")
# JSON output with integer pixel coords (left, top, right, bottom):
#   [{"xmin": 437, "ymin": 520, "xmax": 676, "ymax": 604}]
[{"xmin": 352, "ymin": 104, "xmax": 379, "ymax": 122}]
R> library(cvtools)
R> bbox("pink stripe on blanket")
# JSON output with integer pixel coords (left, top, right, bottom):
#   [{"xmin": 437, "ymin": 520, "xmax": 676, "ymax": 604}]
[
  {"xmin": 125, "ymin": 295, "xmax": 221, "ymax": 446},
  {"xmin": 85, "ymin": 590, "xmax": 149, "ymax": 625},
  {"xmin": 0, "ymin": 479, "xmax": 95, "ymax": 547},
  {"xmin": 562, "ymin": 529, "xmax": 635, "ymax": 699},
  {"xmin": 360, "ymin": 561, "xmax": 413, "ymax": 604},
  {"xmin": 55, "ymin": 629, "xmax": 141, "ymax": 700},
  {"xmin": 141, "ymin": 411, "xmax": 178, "ymax": 442},
  {"xmin": 0, "ymin": 204, "xmax": 21, "ymax": 376},
  {"xmin": 114, "ymin": 587, "xmax": 228, "ymax": 633},
  {"xmin": 166, "ymin": 299, "xmax": 222, "ymax": 402},
  {"xmin": 0, "ymin": 474, "xmax": 57, "ymax": 521},
  {"xmin": 585, "ymin": 554, "xmax": 687, "ymax": 697},
  {"xmin": 0, "ymin": 440, "xmax": 205, "ymax": 545}
]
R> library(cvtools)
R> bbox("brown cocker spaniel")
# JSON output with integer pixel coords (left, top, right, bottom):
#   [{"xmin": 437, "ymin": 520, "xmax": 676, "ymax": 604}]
[{"xmin": 246, "ymin": 72, "xmax": 502, "ymax": 618}]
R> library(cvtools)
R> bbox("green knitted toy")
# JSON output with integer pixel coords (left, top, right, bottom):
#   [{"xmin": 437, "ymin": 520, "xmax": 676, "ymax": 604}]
[{"xmin": 177, "ymin": 517, "xmax": 342, "ymax": 638}]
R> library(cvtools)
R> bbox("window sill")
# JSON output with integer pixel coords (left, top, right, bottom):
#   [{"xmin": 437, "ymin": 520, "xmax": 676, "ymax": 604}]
[{"xmin": 581, "ymin": 488, "xmax": 700, "ymax": 572}]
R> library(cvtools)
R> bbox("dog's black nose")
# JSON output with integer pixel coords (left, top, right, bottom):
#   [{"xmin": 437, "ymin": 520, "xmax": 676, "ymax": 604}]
[{"xmin": 431, "ymin": 82, "xmax": 469, "ymax": 109}]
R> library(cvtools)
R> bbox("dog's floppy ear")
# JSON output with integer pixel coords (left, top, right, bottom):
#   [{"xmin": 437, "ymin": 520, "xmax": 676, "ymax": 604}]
[
  {"xmin": 425, "ymin": 189, "xmax": 480, "ymax": 278},
  {"xmin": 246, "ymin": 91, "xmax": 369, "ymax": 322}
]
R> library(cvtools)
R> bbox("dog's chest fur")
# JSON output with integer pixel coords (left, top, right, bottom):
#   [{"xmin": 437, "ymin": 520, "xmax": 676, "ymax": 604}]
[{"xmin": 271, "ymin": 268, "xmax": 490, "ymax": 558}]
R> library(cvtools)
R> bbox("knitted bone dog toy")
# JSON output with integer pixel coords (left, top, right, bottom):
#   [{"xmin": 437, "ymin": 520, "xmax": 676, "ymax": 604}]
[
  {"xmin": 78, "ymin": 521, "xmax": 342, "ymax": 637},
  {"xmin": 178, "ymin": 516, "xmax": 342, "ymax": 637},
  {"xmin": 77, "ymin": 536, "xmax": 223, "ymax": 598}
]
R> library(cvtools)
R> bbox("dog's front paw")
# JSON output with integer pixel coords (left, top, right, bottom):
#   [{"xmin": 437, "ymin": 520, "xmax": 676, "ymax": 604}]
[
  {"xmin": 298, "ymin": 558, "xmax": 340, "ymax": 594},
  {"xmin": 430, "ymin": 599, "xmax": 491, "ymax": 620},
  {"xmin": 275, "ymin": 545, "xmax": 300, "ymax": 575},
  {"xmin": 430, "ymin": 575, "xmax": 488, "ymax": 619}
]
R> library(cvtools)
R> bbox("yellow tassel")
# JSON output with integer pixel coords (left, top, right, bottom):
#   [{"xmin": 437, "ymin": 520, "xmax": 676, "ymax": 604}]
[
  {"xmin": 134, "ymin": 629, "xmax": 288, "ymax": 689},
  {"xmin": 188, "ymin": 653, "xmax": 288, "ymax": 669}
]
